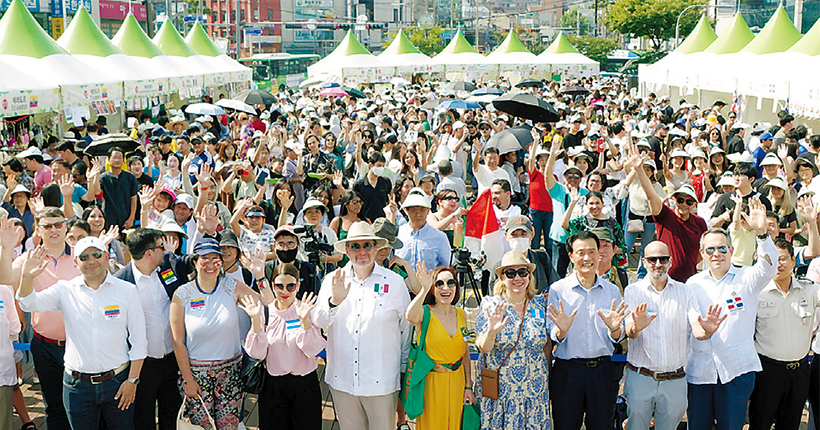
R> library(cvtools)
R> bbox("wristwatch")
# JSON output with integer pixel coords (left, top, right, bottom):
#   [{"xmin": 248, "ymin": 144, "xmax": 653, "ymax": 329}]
[
  {"xmin": 757, "ymin": 233, "xmax": 770, "ymax": 240},
  {"xmin": 127, "ymin": 377, "xmax": 140, "ymax": 385}
]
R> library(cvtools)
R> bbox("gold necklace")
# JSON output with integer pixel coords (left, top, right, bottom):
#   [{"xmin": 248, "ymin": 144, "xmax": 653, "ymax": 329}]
[{"xmin": 506, "ymin": 297, "xmax": 526, "ymax": 306}]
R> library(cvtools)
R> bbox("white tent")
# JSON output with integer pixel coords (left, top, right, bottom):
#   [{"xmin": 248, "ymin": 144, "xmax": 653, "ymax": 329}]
[
  {"xmin": 378, "ymin": 30, "xmax": 442, "ymax": 74},
  {"xmin": 308, "ymin": 30, "xmax": 392, "ymax": 83},
  {"xmin": 0, "ymin": 57, "xmax": 60, "ymax": 116}
]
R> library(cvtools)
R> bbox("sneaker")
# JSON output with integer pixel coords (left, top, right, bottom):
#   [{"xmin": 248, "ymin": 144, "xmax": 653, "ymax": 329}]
[
  {"xmin": 397, "ymin": 425, "xmax": 411, "ymax": 430},
  {"xmin": 17, "ymin": 377, "xmax": 22, "ymax": 386},
  {"xmin": 31, "ymin": 375, "xmax": 39, "ymax": 385}
]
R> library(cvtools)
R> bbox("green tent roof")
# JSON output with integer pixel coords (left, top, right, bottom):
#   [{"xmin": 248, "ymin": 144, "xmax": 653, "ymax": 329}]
[
  {"xmin": 788, "ymin": 13, "xmax": 820, "ymax": 54},
  {"xmin": 491, "ymin": 31, "xmax": 533, "ymax": 55},
  {"xmin": 153, "ymin": 20, "xmax": 198, "ymax": 57},
  {"xmin": 741, "ymin": 7, "xmax": 802, "ymax": 54},
  {"xmin": 439, "ymin": 30, "xmax": 479, "ymax": 54},
  {"xmin": 112, "ymin": 13, "xmax": 165, "ymax": 58},
  {"xmin": 0, "ymin": 0, "xmax": 66, "ymax": 58},
  {"xmin": 705, "ymin": 14, "xmax": 754, "ymax": 54},
  {"xmin": 381, "ymin": 29, "xmax": 423, "ymax": 55},
  {"xmin": 184, "ymin": 22, "xmax": 223, "ymax": 57},
  {"xmin": 541, "ymin": 33, "xmax": 580, "ymax": 55},
  {"xmin": 58, "ymin": 7, "xmax": 122, "ymax": 56},
  {"xmin": 328, "ymin": 30, "xmax": 372, "ymax": 56},
  {"xmin": 674, "ymin": 15, "xmax": 717, "ymax": 54}
]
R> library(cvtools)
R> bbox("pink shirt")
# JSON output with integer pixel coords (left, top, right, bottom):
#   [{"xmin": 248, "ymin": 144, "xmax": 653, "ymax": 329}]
[
  {"xmin": 244, "ymin": 302, "xmax": 326, "ymax": 376},
  {"xmin": 33, "ymin": 165, "xmax": 52, "ymax": 196},
  {"xmin": 13, "ymin": 246, "xmax": 80, "ymax": 340}
]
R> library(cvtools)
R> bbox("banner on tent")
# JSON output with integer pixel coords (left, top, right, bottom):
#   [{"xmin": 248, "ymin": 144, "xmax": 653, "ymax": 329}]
[
  {"xmin": 0, "ymin": 89, "xmax": 60, "ymax": 117},
  {"xmin": 124, "ymin": 79, "xmax": 170, "ymax": 100},
  {"xmin": 342, "ymin": 66, "xmax": 392, "ymax": 83},
  {"xmin": 61, "ymin": 84, "xmax": 124, "ymax": 107},
  {"xmin": 789, "ymin": 81, "xmax": 820, "ymax": 119}
]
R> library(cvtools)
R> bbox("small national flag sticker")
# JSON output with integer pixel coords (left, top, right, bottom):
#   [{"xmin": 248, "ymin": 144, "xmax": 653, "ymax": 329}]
[
  {"xmin": 190, "ymin": 298, "xmax": 205, "ymax": 310},
  {"xmin": 104, "ymin": 305, "xmax": 120, "ymax": 318},
  {"xmin": 374, "ymin": 283, "xmax": 389, "ymax": 294},
  {"xmin": 0, "ymin": 300, "xmax": 4, "ymax": 310},
  {"xmin": 285, "ymin": 319, "xmax": 301, "ymax": 330},
  {"xmin": 161, "ymin": 269, "xmax": 178, "ymax": 284}
]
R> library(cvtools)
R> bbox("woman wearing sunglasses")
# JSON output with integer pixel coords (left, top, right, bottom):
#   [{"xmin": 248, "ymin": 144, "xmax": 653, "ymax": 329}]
[
  {"xmin": 475, "ymin": 251, "xmax": 550, "ymax": 430},
  {"xmin": 170, "ymin": 239, "xmax": 263, "ymax": 430},
  {"xmin": 405, "ymin": 264, "xmax": 474, "ymax": 429},
  {"xmin": 427, "ymin": 189, "xmax": 465, "ymax": 247},
  {"xmin": 242, "ymin": 263, "xmax": 325, "ymax": 430}
]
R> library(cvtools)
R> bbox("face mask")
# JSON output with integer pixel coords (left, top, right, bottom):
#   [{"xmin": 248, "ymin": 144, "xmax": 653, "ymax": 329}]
[
  {"xmin": 508, "ymin": 237, "xmax": 530, "ymax": 253},
  {"xmin": 371, "ymin": 166, "xmax": 385, "ymax": 176},
  {"xmin": 276, "ymin": 248, "xmax": 298, "ymax": 263}
]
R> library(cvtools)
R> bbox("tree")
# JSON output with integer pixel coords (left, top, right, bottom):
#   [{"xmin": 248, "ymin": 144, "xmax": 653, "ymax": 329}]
[
  {"xmin": 606, "ymin": 0, "xmax": 705, "ymax": 49},
  {"xmin": 559, "ymin": 8, "xmax": 593, "ymax": 36},
  {"xmin": 382, "ymin": 26, "xmax": 446, "ymax": 57},
  {"xmin": 566, "ymin": 35, "xmax": 620, "ymax": 64},
  {"xmin": 493, "ymin": 25, "xmax": 547, "ymax": 54}
]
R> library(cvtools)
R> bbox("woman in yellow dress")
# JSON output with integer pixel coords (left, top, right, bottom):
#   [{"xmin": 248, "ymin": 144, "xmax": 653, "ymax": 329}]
[{"xmin": 406, "ymin": 263, "xmax": 476, "ymax": 430}]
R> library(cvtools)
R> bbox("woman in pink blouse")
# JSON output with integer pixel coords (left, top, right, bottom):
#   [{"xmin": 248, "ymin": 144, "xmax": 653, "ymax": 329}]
[{"xmin": 241, "ymin": 263, "xmax": 325, "ymax": 430}]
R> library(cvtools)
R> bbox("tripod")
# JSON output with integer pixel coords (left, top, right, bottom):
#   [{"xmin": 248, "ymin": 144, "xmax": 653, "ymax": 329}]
[{"xmin": 452, "ymin": 247, "xmax": 483, "ymax": 308}]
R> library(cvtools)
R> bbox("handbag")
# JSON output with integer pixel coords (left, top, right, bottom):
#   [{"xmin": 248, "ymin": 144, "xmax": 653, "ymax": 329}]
[
  {"xmin": 400, "ymin": 305, "xmax": 437, "ymax": 420},
  {"xmin": 240, "ymin": 354, "xmax": 267, "ymax": 394},
  {"xmin": 480, "ymin": 299, "xmax": 527, "ymax": 400},
  {"xmin": 461, "ymin": 402, "xmax": 480, "ymax": 430},
  {"xmin": 176, "ymin": 395, "xmax": 216, "ymax": 430},
  {"xmin": 627, "ymin": 218, "xmax": 644, "ymax": 233}
]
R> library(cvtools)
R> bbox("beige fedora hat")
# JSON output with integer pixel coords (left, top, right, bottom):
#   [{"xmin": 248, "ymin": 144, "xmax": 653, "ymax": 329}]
[{"xmin": 334, "ymin": 221, "xmax": 389, "ymax": 253}]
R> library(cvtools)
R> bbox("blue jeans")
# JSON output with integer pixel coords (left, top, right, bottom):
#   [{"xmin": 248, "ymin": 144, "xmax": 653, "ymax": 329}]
[
  {"xmin": 550, "ymin": 239, "xmax": 570, "ymax": 278},
  {"xmin": 624, "ymin": 219, "xmax": 656, "ymax": 279},
  {"xmin": 687, "ymin": 372, "xmax": 756, "ymax": 430},
  {"xmin": 62, "ymin": 367, "xmax": 135, "ymax": 430},
  {"xmin": 530, "ymin": 209, "xmax": 553, "ymax": 251}
]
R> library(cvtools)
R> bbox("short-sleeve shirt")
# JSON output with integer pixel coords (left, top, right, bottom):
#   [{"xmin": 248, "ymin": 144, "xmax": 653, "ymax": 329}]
[
  {"xmin": 175, "ymin": 277, "xmax": 241, "ymax": 361},
  {"xmin": 653, "ymin": 205, "xmax": 707, "ymax": 282},
  {"xmin": 352, "ymin": 176, "xmax": 392, "ymax": 222},
  {"xmin": 100, "ymin": 170, "xmax": 139, "ymax": 227},
  {"xmin": 475, "ymin": 164, "xmax": 511, "ymax": 195},
  {"xmin": 239, "ymin": 224, "xmax": 277, "ymax": 256}
]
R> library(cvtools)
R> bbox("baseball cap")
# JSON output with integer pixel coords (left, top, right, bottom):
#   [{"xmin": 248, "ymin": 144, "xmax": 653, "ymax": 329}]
[
  {"xmin": 402, "ymin": 193, "xmax": 432, "ymax": 209},
  {"xmin": 74, "ymin": 236, "xmax": 108, "ymax": 257},
  {"xmin": 274, "ymin": 225, "xmax": 297, "ymax": 240},
  {"xmin": 760, "ymin": 153, "xmax": 782, "ymax": 166},
  {"xmin": 506, "ymin": 215, "xmax": 533, "ymax": 235},
  {"xmin": 589, "ymin": 227, "xmax": 614, "ymax": 243},
  {"xmin": 175, "ymin": 194, "xmax": 195, "ymax": 210},
  {"xmin": 673, "ymin": 184, "xmax": 698, "ymax": 201},
  {"xmin": 759, "ymin": 132, "xmax": 774, "ymax": 141},
  {"xmin": 193, "ymin": 238, "xmax": 222, "ymax": 256}
]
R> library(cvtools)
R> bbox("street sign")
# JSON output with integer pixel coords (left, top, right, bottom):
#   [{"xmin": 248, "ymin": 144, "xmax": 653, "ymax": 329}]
[
  {"xmin": 245, "ymin": 28, "xmax": 262, "ymax": 34},
  {"xmin": 355, "ymin": 14, "xmax": 367, "ymax": 31},
  {"xmin": 306, "ymin": 18, "xmax": 317, "ymax": 30},
  {"xmin": 183, "ymin": 15, "xmax": 206, "ymax": 22}
]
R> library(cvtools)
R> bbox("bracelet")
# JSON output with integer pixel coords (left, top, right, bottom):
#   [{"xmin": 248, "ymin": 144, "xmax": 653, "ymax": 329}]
[
  {"xmin": 464, "ymin": 386, "xmax": 472, "ymax": 390},
  {"xmin": 610, "ymin": 326, "xmax": 621, "ymax": 333},
  {"xmin": 200, "ymin": 187, "xmax": 210, "ymax": 191}
]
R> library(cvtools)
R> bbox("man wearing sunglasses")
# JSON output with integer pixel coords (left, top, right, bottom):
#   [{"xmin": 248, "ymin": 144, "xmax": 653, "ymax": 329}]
[
  {"xmin": 314, "ymin": 221, "xmax": 411, "ymax": 430},
  {"xmin": 17, "ymin": 236, "xmax": 148, "ymax": 430},
  {"xmin": 396, "ymin": 193, "xmax": 451, "ymax": 271},
  {"xmin": 685, "ymin": 198, "xmax": 778, "ymax": 430},
  {"xmin": 629, "ymin": 154, "xmax": 707, "ymax": 282},
  {"xmin": 623, "ymin": 241, "xmax": 726, "ymax": 430}
]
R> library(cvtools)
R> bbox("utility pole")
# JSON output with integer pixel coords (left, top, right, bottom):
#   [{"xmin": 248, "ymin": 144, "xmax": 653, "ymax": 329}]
[
  {"xmin": 593, "ymin": 0, "xmax": 597, "ymax": 36},
  {"xmin": 234, "ymin": 0, "xmax": 240, "ymax": 58},
  {"xmin": 795, "ymin": 0, "xmax": 803, "ymax": 32},
  {"xmin": 576, "ymin": 8, "xmax": 579, "ymax": 35}
]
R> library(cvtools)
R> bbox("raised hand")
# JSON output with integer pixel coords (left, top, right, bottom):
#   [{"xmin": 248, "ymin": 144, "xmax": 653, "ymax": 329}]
[
  {"xmin": 0, "ymin": 216, "xmax": 20, "ymax": 251},
  {"xmin": 698, "ymin": 304, "xmax": 727, "ymax": 337},
  {"xmin": 486, "ymin": 302, "xmax": 509, "ymax": 334},
  {"xmin": 797, "ymin": 195, "xmax": 817, "ymax": 222},
  {"xmin": 597, "ymin": 298, "xmax": 628, "ymax": 332},
  {"xmin": 729, "ymin": 189, "xmax": 743, "ymax": 206},
  {"xmin": 248, "ymin": 247, "xmax": 266, "ymax": 280},
  {"xmin": 29, "ymin": 196, "xmax": 44, "ymax": 215},
  {"xmin": 548, "ymin": 300, "xmax": 578, "ymax": 340},
  {"xmin": 196, "ymin": 163, "xmax": 214, "ymax": 186},
  {"xmin": 569, "ymin": 187, "xmax": 581, "ymax": 204},
  {"xmin": 162, "ymin": 235, "xmax": 178, "ymax": 253},
  {"xmin": 57, "ymin": 174, "xmax": 74, "ymax": 197},
  {"xmin": 746, "ymin": 196, "xmax": 767, "ymax": 235},
  {"xmin": 21, "ymin": 246, "xmax": 48, "ymax": 279},
  {"xmin": 182, "ymin": 153, "xmax": 195, "ymax": 171},
  {"xmin": 89, "ymin": 157, "xmax": 105, "ymax": 179},
  {"xmin": 330, "ymin": 268, "xmax": 351, "ymax": 306},
  {"xmin": 631, "ymin": 303, "xmax": 657, "ymax": 334},
  {"xmin": 238, "ymin": 295, "xmax": 262, "ymax": 319},
  {"xmin": 415, "ymin": 261, "xmax": 433, "ymax": 295},
  {"xmin": 295, "ymin": 292, "xmax": 318, "ymax": 323},
  {"xmin": 5, "ymin": 173, "xmax": 17, "ymax": 191},
  {"xmin": 281, "ymin": 194, "xmax": 294, "ymax": 211},
  {"xmin": 195, "ymin": 204, "xmax": 220, "ymax": 235},
  {"xmin": 138, "ymin": 185, "xmax": 157, "ymax": 208},
  {"xmin": 333, "ymin": 171, "xmax": 345, "ymax": 189},
  {"xmin": 99, "ymin": 225, "xmax": 119, "ymax": 247}
]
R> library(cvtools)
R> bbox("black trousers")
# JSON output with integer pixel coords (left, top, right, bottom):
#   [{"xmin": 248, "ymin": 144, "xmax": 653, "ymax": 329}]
[
  {"xmin": 550, "ymin": 358, "xmax": 614, "ymax": 430},
  {"xmin": 133, "ymin": 353, "xmax": 183, "ymax": 430},
  {"xmin": 258, "ymin": 370, "xmax": 322, "ymax": 430},
  {"xmin": 30, "ymin": 334, "xmax": 71, "ymax": 430},
  {"xmin": 810, "ymin": 356, "xmax": 820, "ymax": 430},
  {"xmin": 748, "ymin": 354, "xmax": 809, "ymax": 430}
]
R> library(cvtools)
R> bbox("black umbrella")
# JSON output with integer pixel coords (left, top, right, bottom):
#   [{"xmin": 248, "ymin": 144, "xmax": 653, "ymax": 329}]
[
  {"xmin": 343, "ymin": 86, "xmax": 366, "ymax": 99},
  {"xmin": 515, "ymin": 78, "xmax": 542, "ymax": 88},
  {"xmin": 492, "ymin": 93, "xmax": 560, "ymax": 123},
  {"xmin": 232, "ymin": 89, "xmax": 277, "ymax": 105},
  {"xmin": 449, "ymin": 81, "xmax": 477, "ymax": 92},
  {"xmin": 83, "ymin": 133, "xmax": 140, "ymax": 157},
  {"xmin": 559, "ymin": 85, "xmax": 590, "ymax": 97},
  {"xmin": 485, "ymin": 126, "xmax": 534, "ymax": 154}
]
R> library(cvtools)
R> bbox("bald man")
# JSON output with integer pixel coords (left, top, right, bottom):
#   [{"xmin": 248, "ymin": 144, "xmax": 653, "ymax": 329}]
[{"xmin": 623, "ymin": 242, "xmax": 726, "ymax": 430}]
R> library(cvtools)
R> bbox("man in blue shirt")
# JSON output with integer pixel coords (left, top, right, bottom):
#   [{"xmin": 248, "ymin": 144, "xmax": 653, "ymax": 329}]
[
  {"xmin": 547, "ymin": 230, "xmax": 628, "ymax": 430},
  {"xmin": 396, "ymin": 193, "xmax": 451, "ymax": 270}
]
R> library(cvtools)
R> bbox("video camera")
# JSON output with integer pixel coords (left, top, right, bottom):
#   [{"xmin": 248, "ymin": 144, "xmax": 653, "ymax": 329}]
[{"xmin": 293, "ymin": 225, "xmax": 335, "ymax": 257}]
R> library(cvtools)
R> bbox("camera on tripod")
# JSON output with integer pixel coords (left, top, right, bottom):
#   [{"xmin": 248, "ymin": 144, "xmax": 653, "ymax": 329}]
[
  {"xmin": 453, "ymin": 247, "xmax": 472, "ymax": 268},
  {"xmin": 293, "ymin": 225, "xmax": 334, "ymax": 264}
]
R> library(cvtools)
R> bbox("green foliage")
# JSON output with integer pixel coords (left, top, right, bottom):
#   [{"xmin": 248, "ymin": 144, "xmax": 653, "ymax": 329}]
[
  {"xmin": 382, "ymin": 26, "xmax": 446, "ymax": 57},
  {"xmin": 605, "ymin": 0, "xmax": 705, "ymax": 49},
  {"xmin": 566, "ymin": 34, "xmax": 620, "ymax": 63},
  {"xmin": 559, "ymin": 8, "xmax": 593, "ymax": 35},
  {"xmin": 493, "ymin": 25, "xmax": 547, "ymax": 54}
]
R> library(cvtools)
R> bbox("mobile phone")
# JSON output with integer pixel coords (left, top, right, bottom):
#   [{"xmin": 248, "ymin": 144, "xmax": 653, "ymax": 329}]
[
  {"xmin": 238, "ymin": 169, "xmax": 248, "ymax": 176},
  {"xmin": 597, "ymin": 138, "xmax": 605, "ymax": 153},
  {"xmin": 391, "ymin": 263, "xmax": 409, "ymax": 279}
]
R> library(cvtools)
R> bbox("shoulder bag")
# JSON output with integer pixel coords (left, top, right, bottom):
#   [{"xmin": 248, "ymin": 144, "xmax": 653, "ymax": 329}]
[
  {"xmin": 400, "ymin": 304, "xmax": 437, "ymax": 419},
  {"xmin": 480, "ymin": 299, "xmax": 527, "ymax": 400}
]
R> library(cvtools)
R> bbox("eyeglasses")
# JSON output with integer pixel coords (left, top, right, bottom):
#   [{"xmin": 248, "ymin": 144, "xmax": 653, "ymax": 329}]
[
  {"xmin": 350, "ymin": 199, "xmax": 363, "ymax": 205},
  {"xmin": 676, "ymin": 196, "xmax": 696, "ymax": 206},
  {"xmin": 274, "ymin": 282, "xmax": 298, "ymax": 292},
  {"xmin": 644, "ymin": 256, "xmax": 671, "ymax": 264},
  {"xmin": 435, "ymin": 279, "xmax": 458, "ymax": 288},
  {"xmin": 39, "ymin": 221, "xmax": 65, "ymax": 230},
  {"xmin": 440, "ymin": 196, "xmax": 458, "ymax": 201},
  {"xmin": 78, "ymin": 251, "xmax": 104, "ymax": 261},
  {"xmin": 704, "ymin": 246, "xmax": 730, "ymax": 255},
  {"xmin": 479, "ymin": 127, "xmax": 490, "ymax": 131},
  {"xmin": 199, "ymin": 256, "xmax": 222, "ymax": 264},
  {"xmin": 347, "ymin": 242, "xmax": 374, "ymax": 252},
  {"xmin": 503, "ymin": 268, "xmax": 530, "ymax": 279},
  {"xmin": 566, "ymin": 174, "xmax": 581, "ymax": 179}
]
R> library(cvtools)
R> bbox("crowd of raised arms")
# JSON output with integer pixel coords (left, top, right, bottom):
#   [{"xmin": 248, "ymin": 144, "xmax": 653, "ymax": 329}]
[{"xmin": 2, "ymin": 75, "xmax": 820, "ymax": 430}]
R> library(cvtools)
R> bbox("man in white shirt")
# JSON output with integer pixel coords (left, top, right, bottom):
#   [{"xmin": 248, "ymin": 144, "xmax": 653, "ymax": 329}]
[
  {"xmin": 17, "ymin": 237, "xmax": 147, "ymax": 430},
  {"xmin": 118, "ymin": 228, "xmax": 183, "ymax": 430},
  {"xmin": 491, "ymin": 179, "xmax": 521, "ymax": 233},
  {"xmin": 313, "ymin": 222, "xmax": 411, "ymax": 430},
  {"xmin": 472, "ymin": 138, "xmax": 510, "ymax": 195},
  {"xmin": 624, "ymin": 241, "xmax": 725, "ymax": 430},
  {"xmin": 685, "ymin": 197, "xmax": 778, "ymax": 430},
  {"xmin": 436, "ymin": 160, "xmax": 466, "ymax": 199}
]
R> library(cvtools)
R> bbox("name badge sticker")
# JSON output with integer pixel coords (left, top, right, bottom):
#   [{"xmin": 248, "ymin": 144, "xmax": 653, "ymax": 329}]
[
  {"xmin": 161, "ymin": 268, "xmax": 178, "ymax": 284},
  {"xmin": 726, "ymin": 292, "xmax": 744, "ymax": 313},
  {"xmin": 104, "ymin": 305, "xmax": 120, "ymax": 319},
  {"xmin": 190, "ymin": 298, "xmax": 205, "ymax": 311},
  {"xmin": 285, "ymin": 319, "xmax": 301, "ymax": 330},
  {"xmin": 529, "ymin": 308, "xmax": 545, "ymax": 320}
]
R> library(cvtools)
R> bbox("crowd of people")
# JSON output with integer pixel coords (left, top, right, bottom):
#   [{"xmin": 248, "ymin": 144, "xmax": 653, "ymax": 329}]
[{"xmin": 1, "ymin": 74, "xmax": 820, "ymax": 430}]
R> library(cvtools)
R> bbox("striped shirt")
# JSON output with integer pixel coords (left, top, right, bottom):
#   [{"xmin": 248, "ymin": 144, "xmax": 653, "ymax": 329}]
[{"xmin": 624, "ymin": 277, "xmax": 697, "ymax": 372}]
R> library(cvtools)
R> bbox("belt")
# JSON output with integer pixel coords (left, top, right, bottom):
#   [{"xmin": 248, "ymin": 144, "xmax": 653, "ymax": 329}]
[
  {"xmin": 563, "ymin": 356, "xmax": 608, "ymax": 368},
  {"xmin": 145, "ymin": 352, "xmax": 174, "ymax": 362},
  {"xmin": 69, "ymin": 362, "xmax": 129, "ymax": 384},
  {"xmin": 34, "ymin": 331, "xmax": 66, "ymax": 347},
  {"xmin": 759, "ymin": 354, "xmax": 808, "ymax": 370},
  {"xmin": 438, "ymin": 359, "xmax": 463, "ymax": 372},
  {"xmin": 627, "ymin": 363, "xmax": 686, "ymax": 381}
]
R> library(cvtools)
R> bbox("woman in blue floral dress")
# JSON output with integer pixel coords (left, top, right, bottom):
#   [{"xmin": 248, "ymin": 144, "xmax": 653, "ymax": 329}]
[{"xmin": 475, "ymin": 251, "xmax": 551, "ymax": 430}]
